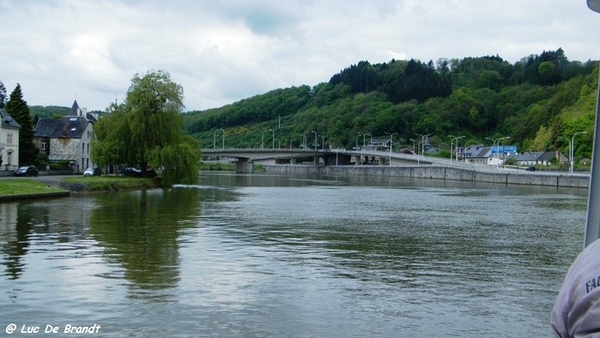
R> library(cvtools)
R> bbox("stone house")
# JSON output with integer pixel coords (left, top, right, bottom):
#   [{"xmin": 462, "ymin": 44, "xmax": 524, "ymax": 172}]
[
  {"xmin": 33, "ymin": 101, "xmax": 97, "ymax": 174},
  {"xmin": 0, "ymin": 108, "xmax": 21, "ymax": 170},
  {"xmin": 506, "ymin": 151, "xmax": 567, "ymax": 166}
]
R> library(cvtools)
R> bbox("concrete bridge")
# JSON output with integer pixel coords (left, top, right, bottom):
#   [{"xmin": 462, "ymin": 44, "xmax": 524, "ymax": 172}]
[{"xmin": 201, "ymin": 148, "xmax": 432, "ymax": 173}]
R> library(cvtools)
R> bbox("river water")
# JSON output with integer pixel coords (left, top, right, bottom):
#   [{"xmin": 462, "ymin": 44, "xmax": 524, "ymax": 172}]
[{"xmin": 0, "ymin": 172, "xmax": 589, "ymax": 337}]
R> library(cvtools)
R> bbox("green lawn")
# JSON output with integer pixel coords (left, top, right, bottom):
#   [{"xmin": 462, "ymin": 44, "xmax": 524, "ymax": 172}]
[
  {"xmin": 0, "ymin": 179, "xmax": 66, "ymax": 196},
  {"xmin": 61, "ymin": 176, "xmax": 161, "ymax": 191}
]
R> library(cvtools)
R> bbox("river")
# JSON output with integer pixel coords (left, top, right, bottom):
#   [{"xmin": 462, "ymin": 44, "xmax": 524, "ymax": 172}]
[{"xmin": 0, "ymin": 172, "xmax": 588, "ymax": 337}]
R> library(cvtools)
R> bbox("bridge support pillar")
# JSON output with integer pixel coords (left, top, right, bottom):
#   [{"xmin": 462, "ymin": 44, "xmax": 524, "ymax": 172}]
[
  {"xmin": 354, "ymin": 155, "xmax": 362, "ymax": 165},
  {"xmin": 235, "ymin": 159, "xmax": 253, "ymax": 173}
]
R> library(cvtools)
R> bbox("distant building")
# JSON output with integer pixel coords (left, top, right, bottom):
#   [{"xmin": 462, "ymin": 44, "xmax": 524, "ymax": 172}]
[
  {"xmin": 506, "ymin": 151, "xmax": 567, "ymax": 166},
  {"xmin": 0, "ymin": 108, "xmax": 21, "ymax": 170},
  {"xmin": 33, "ymin": 100, "xmax": 98, "ymax": 174},
  {"xmin": 461, "ymin": 144, "xmax": 491, "ymax": 164}
]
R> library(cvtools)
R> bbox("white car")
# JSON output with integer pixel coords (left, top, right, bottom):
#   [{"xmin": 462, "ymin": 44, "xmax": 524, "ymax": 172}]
[{"xmin": 83, "ymin": 167, "xmax": 101, "ymax": 176}]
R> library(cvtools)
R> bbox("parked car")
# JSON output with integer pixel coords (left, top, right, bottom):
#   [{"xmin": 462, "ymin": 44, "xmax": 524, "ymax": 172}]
[
  {"xmin": 525, "ymin": 166, "xmax": 536, "ymax": 171},
  {"xmin": 146, "ymin": 167, "xmax": 157, "ymax": 178},
  {"xmin": 14, "ymin": 165, "xmax": 38, "ymax": 177},
  {"xmin": 121, "ymin": 167, "xmax": 142, "ymax": 177},
  {"xmin": 83, "ymin": 167, "xmax": 102, "ymax": 176}
]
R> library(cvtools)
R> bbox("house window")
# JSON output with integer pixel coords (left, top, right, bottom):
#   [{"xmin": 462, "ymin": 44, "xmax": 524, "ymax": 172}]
[
  {"xmin": 87, "ymin": 143, "xmax": 89, "ymax": 154},
  {"xmin": 7, "ymin": 151, "xmax": 12, "ymax": 165},
  {"xmin": 7, "ymin": 134, "xmax": 12, "ymax": 145},
  {"xmin": 41, "ymin": 142, "xmax": 46, "ymax": 151},
  {"xmin": 82, "ymin": 143, "xmax": 85, "ymax": 153}
]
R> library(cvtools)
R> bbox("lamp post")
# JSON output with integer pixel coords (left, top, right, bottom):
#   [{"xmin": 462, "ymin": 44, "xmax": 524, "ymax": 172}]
[
  {"xmin": 219, "ymin": 129, "xmax": 225, "ymax": 149},
  {"xmin": 320, "ymin": 135, "xmax": 327, "ymax": 150},
  {"xmin": 262, "ymin": 130, "xmax": 269, "ymax": 149},
  {"xmin": 416, "ymin": 133, "xmax": 431, "ymax": 159},
  {"xmin": 449, "ymin": 135, "xmax": 465, "ymax": 163},
  {"xmin": 362, "ymin": 133, "xmax": 371, "ymax": 148},
  {"xmin": 269, "ymin": 129, "xmax": 275, "ymax": 149},
  {"xmin": 570, "ymin": 131, "xmax": 587, "ymax": 173},
  {"xmin": 497, "ymin": 136, "xmax": 510, "ymax": 168},
  {"xmin": 385, "ymin": 132, "xmax": 398, "ymax": 165},
  {"xmin": 485, "ymin": 136, "xmax": 509, "ymax": 168},
  {"xmin": 356, "ymin": 132, "xmax": 362, "ymax": 150},
  {"xmin": 312, "ymin": 131, "xmax": 318, "ymax": 150},
  {"xmin": 213, "ymin": 129, "xmax": 219, "ymax": 150}
]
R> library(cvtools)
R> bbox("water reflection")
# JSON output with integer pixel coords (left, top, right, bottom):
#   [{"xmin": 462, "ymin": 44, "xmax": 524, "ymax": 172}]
[
  {"xmin": 0, "ymin": 198, "xmax": 95, "ymax": 279},
  {"xmin": 88, "ymin": 188, "xmax": 199, "ymax": 295},
  {"xmin": 0, "ymin": 173, "xmax": 589, "ymax": 337}
]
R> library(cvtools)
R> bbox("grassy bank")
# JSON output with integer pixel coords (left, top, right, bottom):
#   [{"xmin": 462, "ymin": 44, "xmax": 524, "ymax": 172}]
[
  {"xmin": 61, "ymin": 176, "xmax": 162, "ymax": 192},
  {"xmin": 0, "ymin": 179, "xmax": 67, "ymax": 196}
]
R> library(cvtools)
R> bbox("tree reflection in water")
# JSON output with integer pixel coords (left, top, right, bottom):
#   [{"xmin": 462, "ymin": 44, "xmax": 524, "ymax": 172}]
[{"xmin": 89, "ymin": 188, "xmax": 199, "ymax": 296}]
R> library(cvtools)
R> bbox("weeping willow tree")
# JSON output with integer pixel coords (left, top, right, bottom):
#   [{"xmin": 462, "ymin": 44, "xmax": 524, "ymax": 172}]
[{"xmin": 92, "ymin": 70, "xmax": 201, "ymax": 186}]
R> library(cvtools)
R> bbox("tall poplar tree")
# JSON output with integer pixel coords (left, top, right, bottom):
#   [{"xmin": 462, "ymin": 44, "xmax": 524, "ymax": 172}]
[
  {"xmin": 6, "ymin": 84, "xmax": 38, "ymax": 165},
  {"xmin": 92, "ymin": 70, "xmax": 201, "ymax": 185}
]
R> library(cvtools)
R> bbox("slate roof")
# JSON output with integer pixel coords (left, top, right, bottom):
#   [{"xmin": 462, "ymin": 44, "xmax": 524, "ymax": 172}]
[
  {"xmin": 0, "ymin": 108, "xmax": 21, "ymax": 130},
  {"xmin": 462, "ymin": 145, "xmax": 491, "ymax": 158},
  {"xmin": 507, "ymin": 151, "xmax": 561, "ymax": 162},
  {"xmin": 34, "ymin": 116, "xmax": 90, "ymax": 138}
]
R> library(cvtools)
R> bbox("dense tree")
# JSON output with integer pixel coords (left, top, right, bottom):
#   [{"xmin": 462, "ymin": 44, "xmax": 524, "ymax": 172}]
[
  {"xmin": 0, "ymin": 81, "xmax": 6, "ymax": 109},
  {"xmin": 93, "ymin": 70, "xmax": 200, "ymax": 185},
  {"xmin": 6, "ymin": 84, "xmax": 38, "ymax": 165}
]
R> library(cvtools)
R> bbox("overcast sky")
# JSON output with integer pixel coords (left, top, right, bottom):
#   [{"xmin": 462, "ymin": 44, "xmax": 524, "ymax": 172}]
[{"xmin": 2, "ymin": 0, "xmax": 600, "ymax": 112}]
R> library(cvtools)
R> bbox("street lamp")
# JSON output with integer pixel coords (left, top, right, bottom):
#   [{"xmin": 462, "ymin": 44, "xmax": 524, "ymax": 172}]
[
  {"xmin": 585, "ymin": 0, "xmax": 600, "ymax": 246},
  {"xmin": 385, "ymin": 132, "xmax": 398, "ymax": 165},
  {"xmin": 416, "ymin": 133, "xmax": 431, "ymax": 158},
  {"xmin": 304, "ymin": 132, "xmax": 310, "ymax": 150},
  {"xmin": 356, "ymin": 132, "xmax": 363, "ymax": 150},
  {"xmin": 262, "ymin": 130, "xmax": 269, "ymax": 149},
  {"xmin": 213, "ymin": 129, "xmax": 222, "ymax": 150},
  {"xmin": 363, "ymin": 133, "xmax": 371, "ymax": 148},
  {"xmin": 449, "ymin": 135, "xmax": 465, "ymax": 163},
  {"xmin": 485, "ymin": 136, "xmax": 509, "ymax": 168},
  {"xmin": 312, "ymin": 131, "xmax": 318, "ymax": 150},
  {"xmin": 320, "ymin": 135, "xmax": 327, "ymax": 150},
  {"xmin": 571, "ymin": 131, "xmax": 587, "ymax": 173},
  {"xmin": 270, "ymin": 129, "xmax": 275, "ymax": 149}
]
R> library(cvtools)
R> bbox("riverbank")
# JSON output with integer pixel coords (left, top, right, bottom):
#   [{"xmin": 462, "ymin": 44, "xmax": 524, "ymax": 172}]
[
  {"xmin": 0, "ymin": 179, "xmax": 70, "ymax": 201},
  {"xmin": 263, "ymin": 164, "xmax": 590, "ymax": 189},
  {"xmin": 59, "ymin": 176, "xmax": 162, "ymax": 192},
  {"xmin": 0, "ymin": 176, "xmax": 162, "ymax": 201}
]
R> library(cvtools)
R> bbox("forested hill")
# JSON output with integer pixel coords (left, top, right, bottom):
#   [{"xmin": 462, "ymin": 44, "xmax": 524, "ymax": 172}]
[{"xmin": 182, "ymin": 48, "xmax": 598, "ymax": 158}]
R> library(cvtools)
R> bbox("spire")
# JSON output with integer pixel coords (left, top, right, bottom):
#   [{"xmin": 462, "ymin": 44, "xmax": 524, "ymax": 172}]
[{"xmin": 70, "ymin": 100, "xmax": 81, "ymax": 116}]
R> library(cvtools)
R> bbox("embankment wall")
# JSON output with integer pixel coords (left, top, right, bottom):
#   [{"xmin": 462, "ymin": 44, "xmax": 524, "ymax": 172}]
[{"xmin": 263, "ymin": 165, "xmax": 589, "ymax": 189}]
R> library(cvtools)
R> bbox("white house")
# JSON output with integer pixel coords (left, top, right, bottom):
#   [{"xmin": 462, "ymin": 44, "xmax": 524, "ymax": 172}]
[{"xmin": 0, "ymin": 108, "xmax": 21, "ymax": 170}]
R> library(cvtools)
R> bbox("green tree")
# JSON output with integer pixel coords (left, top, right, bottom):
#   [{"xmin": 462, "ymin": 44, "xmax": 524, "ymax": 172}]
[
  {"xmin": 0, "ymin": 81, "xmax": 7, "ymax": 109},
  {"xmin": 6, "ymin": 84, "xmax": 38, "ymax": 165},
  {"xmin": 93, "ymin": 70, "xmax": 201, "ymax": 185}
]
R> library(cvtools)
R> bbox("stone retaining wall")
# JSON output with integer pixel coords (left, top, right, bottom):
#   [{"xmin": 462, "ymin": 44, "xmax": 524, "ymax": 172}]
[{"xmin": 263, "ymin": 165, "xmax": 589, "ymax": 189}]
